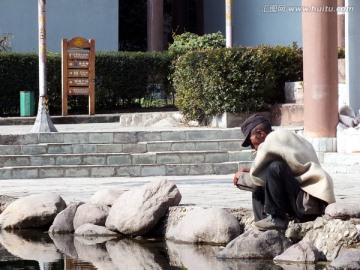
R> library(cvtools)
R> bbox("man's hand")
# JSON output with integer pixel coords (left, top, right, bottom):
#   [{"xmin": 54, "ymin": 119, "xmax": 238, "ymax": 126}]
[{"xmin": 233, "ymin": 167, "xmax": 250, "ymax": 185}]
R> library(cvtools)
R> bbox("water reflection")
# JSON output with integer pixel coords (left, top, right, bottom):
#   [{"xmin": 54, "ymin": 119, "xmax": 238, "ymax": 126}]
[{"xmin": 0, "ymin": 230, "xmax": 330, "ymax": 270}]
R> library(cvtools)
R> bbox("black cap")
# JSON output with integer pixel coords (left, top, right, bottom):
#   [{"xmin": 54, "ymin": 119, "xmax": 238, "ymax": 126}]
[{"xmin": 241, "ymin": 114, "xmax": 270, "ymax": 147}]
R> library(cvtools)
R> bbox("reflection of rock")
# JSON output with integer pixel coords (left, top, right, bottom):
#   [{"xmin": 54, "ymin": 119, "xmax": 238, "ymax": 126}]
[
  {"xmin": 0, "ymin": 193, "xmax": 66, "ymax": 229},
  {"xmin": 49, "ymin": 233, "xmax": 78, "ymax": 259},
  {"xmin": 49, "ymin": 202, "xmax": 83, "ymax": 234},
  {"xmin": 167, "ymin": 241, "xmax": 282, "ymax": 270},
  {"xmin": 74, "ymin": 236, "xmax": 116, "ymax": 270},
  {"xmin": 166, "ymin": 208, "xmax": 241, "ymax": 244},
  {"xmin": 106, "ymin": 238, "xmax": 171, "ymax": 270},
  {"xmin": 274, "ymin": 262, "xmax": 316, "ymax": 270},
  {"xmin": 0, "ymin": 230, "xmax": 61, "ymax": 262},
  {"xmin": 106, "ymin": 179, "xmax": 181, "ymax": 235}
]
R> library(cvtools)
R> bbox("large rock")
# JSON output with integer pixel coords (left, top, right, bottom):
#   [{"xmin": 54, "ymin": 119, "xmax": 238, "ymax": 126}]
[
  {"xmin": 330, "ymin": 248, "xmax": 360, "ymax": 269},
  {"xmin": 218, "ymin": 229, "xmax": 292, "ymax": 259},
  {"xmin": 0, "ymin": 195, "xmax": 17, "ymax": 214},
  {"xmin": 73, "ymin": 203, "xmax": 110, "ymax": 230},
  {"xmin": 302, "ymin": 216, "xmax": 360, "ymax": 261},
  {"xmin": 90, "ymin": 188, "xmax": 126, "ymax": 207},
  {"xmin": 166, "ymin": 208, "xmax": 241, "ymax": 244},
  {"xmin": 273, "ymin": 240, "xmax": 322, "ymax": 263},
  {"xmin": 49, "ymin": 202, "xmax": 83, "ymax": 234},
  {"xmin": 325, "ymin": 202, "xmax": 360, "ymax": 219},
  {"xmin": 0, "ymin": 193, "xmax": 66, "ymax": 229},
  {"xmin": 106, "ymin": 179, "xmax": 182, "ymax": 235}
]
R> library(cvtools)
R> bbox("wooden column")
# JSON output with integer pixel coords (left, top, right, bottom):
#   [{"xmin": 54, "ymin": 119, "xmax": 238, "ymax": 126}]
[{"xmin": 147, "ymin": 0, "xmax": 163, "ymax": 51}]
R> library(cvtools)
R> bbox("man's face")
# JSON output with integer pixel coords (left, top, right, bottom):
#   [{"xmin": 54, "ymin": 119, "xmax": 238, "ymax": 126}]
[{"xmin": 249, "ymin": 128, "xmax": 266, "ymax": 150}]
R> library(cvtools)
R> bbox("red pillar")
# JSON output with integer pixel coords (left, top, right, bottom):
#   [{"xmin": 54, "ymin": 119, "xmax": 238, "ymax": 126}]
[
  {"xmin": 147, "ymin": 0, "xmax": 164, "ymax": 51},
  {"xmin": 302, "ymin": 0, "xmax": 338, "ymax": 138},
  {"xmin": 337, "ymin": 0, "xmax": 345, "ymax": 48}
]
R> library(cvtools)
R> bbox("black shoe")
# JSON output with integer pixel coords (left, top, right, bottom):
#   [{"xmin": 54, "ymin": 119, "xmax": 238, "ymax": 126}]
[{"xmin": 253, "ymin": 214, "xmax": 288, "ymax": 231}]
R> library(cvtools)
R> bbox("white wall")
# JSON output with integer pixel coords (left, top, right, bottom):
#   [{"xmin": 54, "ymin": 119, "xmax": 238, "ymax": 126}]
[
  {"xmin": 204, "ymin": 0, "xmax": 302, "ymax": 47},
  {"xmin": 0, "ymin": 0, "xmax": 118, "ymax": 52}
]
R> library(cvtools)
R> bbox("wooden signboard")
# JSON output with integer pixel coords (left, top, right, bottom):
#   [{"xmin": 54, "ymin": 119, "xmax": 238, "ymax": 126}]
[{"xmin": 62, "ymin": 37, "xmax": 95, "ymax": 116}]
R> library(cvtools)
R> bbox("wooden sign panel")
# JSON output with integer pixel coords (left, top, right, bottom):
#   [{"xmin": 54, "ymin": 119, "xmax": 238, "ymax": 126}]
[{"xmin": 61, "ymin": 37, "xmax": 95, "ymax": 116}]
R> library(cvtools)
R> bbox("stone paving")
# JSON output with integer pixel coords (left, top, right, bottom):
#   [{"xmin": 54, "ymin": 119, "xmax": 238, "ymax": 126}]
[{"xmin": 0, "ymin": 173, "xmax": 358, "ymax": 210}]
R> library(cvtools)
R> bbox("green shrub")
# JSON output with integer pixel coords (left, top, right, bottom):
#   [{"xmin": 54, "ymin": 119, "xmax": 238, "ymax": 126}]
[
  {"xmin": 173, "ymin": 47, "xmax": 275, "ymax": 122},
  {"xmin": 338, "ymin": 47, "xmax": 345, "ymax": 59},
  {"xmin": 173, "ymin": 45, "xmax": 303, "ymax": 122},
  {"xmin": 0, "ymin": 52, "xmax": 172, "ymax": 116},
  {"xmin": 168, "ymin": 31, "xmax": 225, "ymax": 59}
]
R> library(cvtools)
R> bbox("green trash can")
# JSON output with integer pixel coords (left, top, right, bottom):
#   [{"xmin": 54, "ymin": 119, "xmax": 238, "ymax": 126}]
[{"xmin": 20, "ymin": 91, "xmax": 35, "ymax": 117}]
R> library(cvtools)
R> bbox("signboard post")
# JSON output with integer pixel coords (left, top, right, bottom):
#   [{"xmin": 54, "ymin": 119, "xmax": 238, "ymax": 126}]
[{"xmin": 62, "ymin": 37, "xmax": 95, "ymax": 116}]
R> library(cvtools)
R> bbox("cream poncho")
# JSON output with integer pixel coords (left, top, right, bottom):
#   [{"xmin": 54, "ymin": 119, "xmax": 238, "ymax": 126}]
[{"xmin": 249, "ymin": 129, "xmax": 336, "ymax": 204}]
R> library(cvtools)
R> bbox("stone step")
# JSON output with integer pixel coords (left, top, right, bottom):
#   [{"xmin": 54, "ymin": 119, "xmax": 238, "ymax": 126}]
[
  {"xmin": 0, "ymin": 161, "xmax": 253, "ymax": 179},
  {"xmin": 0, "ymin": 150, "xmax": 254, "ymax": 168},
  {"xmin": 0, "ymin": 129, "xmax": 243, "ymax": 145},
  {"xmin": 0, "ymin": 139, "xmax": 246, "ymax": 155},
  {"xmin": 322, "ymin": 152, "xmax": 360, "ymax": 174}
]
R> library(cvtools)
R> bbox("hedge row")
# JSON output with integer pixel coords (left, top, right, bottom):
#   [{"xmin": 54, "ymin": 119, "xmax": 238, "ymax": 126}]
[
  {"xmin": 0, "ymin": 52, "xmax": 172, "ymax": 116},
  {"xmin": 173, "ymin": 44, "xmax": 303, "ymax": 122},
  {"xmin": 0, "ymin": 44, "xmax": 302, "ymax": 118}
]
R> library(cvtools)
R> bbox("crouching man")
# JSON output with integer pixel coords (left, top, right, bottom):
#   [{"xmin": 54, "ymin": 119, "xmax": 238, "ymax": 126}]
[{"xmin": 233, "ymin": 114, "xmax": 335, "ymax": 231}]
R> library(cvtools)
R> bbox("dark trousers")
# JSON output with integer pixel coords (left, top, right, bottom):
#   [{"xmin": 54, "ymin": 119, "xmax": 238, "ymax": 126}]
[{"xmin": 252, "ymin": 160, "xmax": 301, "ymax": 221}]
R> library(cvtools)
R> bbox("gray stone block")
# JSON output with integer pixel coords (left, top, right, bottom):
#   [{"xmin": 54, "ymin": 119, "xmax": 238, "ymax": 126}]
[
  {"xmin": 83, "ymin": 156, "xmax": 106, "ymax": 165},
  {"xmin": 97, "ymin": 144, "xmax": 123, "ymax": 153},
  {"xmin": 146, "ymin": 142, "xmax": 172, "ymax": 152},
  {"xmin": 39, "ymin": 168, "xmax": 64, "ymax": 178},
  {"xmin": 38, "ymin": 133, "xmax": 64, "ymax": 143},
  {"xmin": 56, "ymin": 156, "xmax": 82, "ymax": 165},
  {"xmin": 113, "ymin": 132, "xmax": 138, "ymax": 143},
  {"xmin": 72, "ymin": 144, "xmax": 97, "ymax": 154},
  {"xmin": 0, "ymin": 168, "xmax": 12, "ymax": 179},
  {"xmin": 214, "ymin": 162, "xmax": 238, "ymax": 175},
  {"xmin": 228, "ymin": 151, "xmax": 254, "ymax": 162},
  {"xmin": 171, "ymin": 142, "xmax": 196, "ymax": 151},
  {"xmin": 22, "ymin": 145, "xmax": 47, "ymax": 155},
  {"xmin": 131, "ymin": 153, "xmax": 157, "ymax": 164},
  {"xmin": 161, "ymin": 131, "xmax": 186, "ymax": 141},
  {"xmin": 180, "ymin": 153, "xmax": 205, "ymax": 164},
  {"xmin": 122, "ymin": 144, "xmax": 147, "ymax": 153},
  {"xmin": 47, "ymin": 144, "xmax": 73, "ymax": 154},
  {"xmin": 0, "ymin": 145, "xmax": 21, "ymax": 155},
  {"xmin": 2, "ymin": 157, "xmax": 30, "ymax": 167},
  {"xmin": 116, "ymin": 166, "xmax": 141, "ymax": 177},
  {"xmin": 166, "ymin": 164, "xmax": 189, "ymax": 176},
  {"xmin": 30, "ymin": 156, "xmax": 56, "ymax": 166},
  {"xmin": 219, "ymin": 141, "xmax": 242, "ymax": 151},
  {"xmin": 137, "ymin": 131, "xmax": 162, "ymax": 142},
  {"xmin": 107, "ymin": 155, "xmax": 132, "ymax": 165},
  {"xmin": 64, "ymin": 133, "xmax": 89, "ymax": 144},
  {"xmin": 141, "ymin": 165, "xmax": 166, "ymax": 176},
  {"xmin": 90, "ymin": 166, "xmax": 116, "ymax": 177},
  {"xmin": 196, "ymin": 141, "xmax": 219, "ymax": 151},
  {"xmin": 156, "ymin": 153, "xmax": 181, "ymax": 164},
  {"xmin": 89, "ymin": 133, "xmax": 113, "ymax": 144},
  {"xmin": 64, "ymin": 167, "xmax": 90, "ymax": 177},
  {"xmin": 188, "ymin": 164, "xmax": 213, "ymax": 175},
  {"xmin": 12, "ymin": 168, "xmax": 38, "ymax": 179},
  {"xmin": 204, "ymin": 152, "xmax": 228, "ymax": 163}
]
